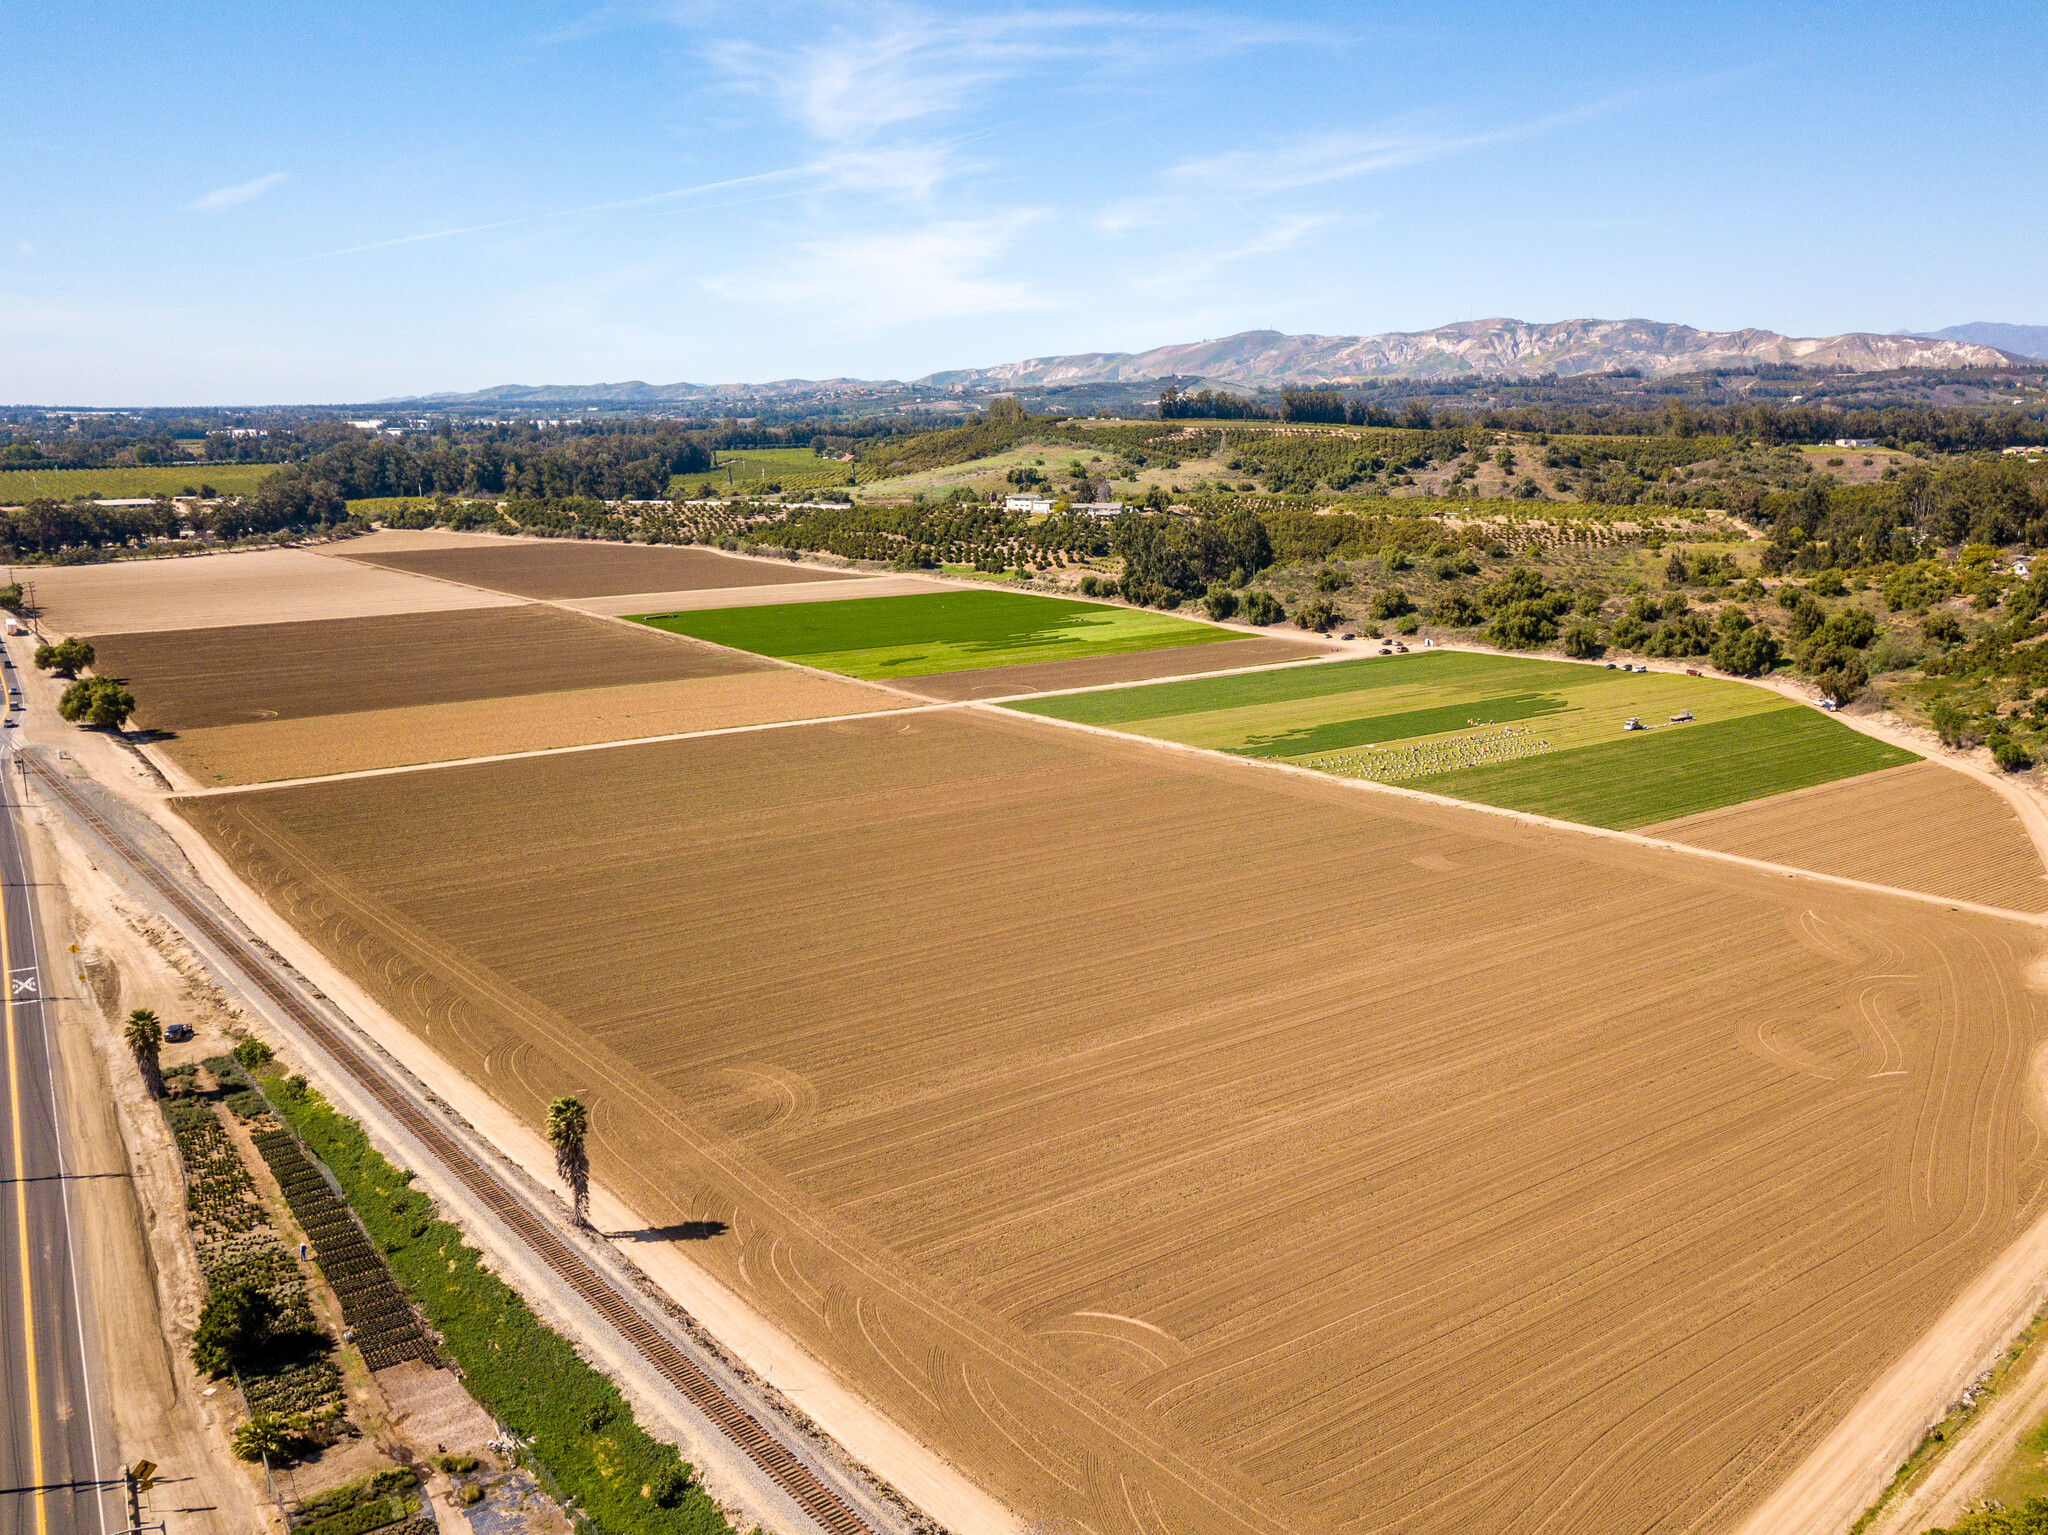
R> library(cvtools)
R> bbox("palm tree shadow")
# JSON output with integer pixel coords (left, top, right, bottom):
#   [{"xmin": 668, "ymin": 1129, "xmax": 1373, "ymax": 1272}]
[{"xmin": 607, "ymin": 1220, "xmax": 729, "ymax": 1243}]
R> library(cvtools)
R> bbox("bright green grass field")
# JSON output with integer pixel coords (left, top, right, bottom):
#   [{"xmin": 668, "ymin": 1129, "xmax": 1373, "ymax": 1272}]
[
  {"xmin": 1009, "ymin": 649, "xmax": 1917, "ymax": 828},
  {"xmin": 632, "ymin": 590, "xmax": 1237, "ymax": 679},
  {"xmin": 0, "ymin": 464, "xmax": 276, "ymax": 501},
  {"xmin": 669, "ymin": 448, "xmax": 855, "ymax": 495}
]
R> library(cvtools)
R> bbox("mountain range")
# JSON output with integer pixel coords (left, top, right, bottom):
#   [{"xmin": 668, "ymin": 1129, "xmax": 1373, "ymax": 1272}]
[{"xmin": 408, "ymin": 316, "xmax": 2044, "ymax": 405}]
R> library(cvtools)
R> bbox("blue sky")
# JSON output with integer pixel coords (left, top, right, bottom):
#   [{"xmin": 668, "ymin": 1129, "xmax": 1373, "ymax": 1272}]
[{"xmin": 3, "ymin": 2, "xmax": 2042, "ymax": 403}]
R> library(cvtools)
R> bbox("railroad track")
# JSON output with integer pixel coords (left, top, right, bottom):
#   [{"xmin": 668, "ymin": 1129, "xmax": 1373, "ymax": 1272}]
[{"xmin": 27, "ymin": 755, "xmax": 879, "ymax": 1535}]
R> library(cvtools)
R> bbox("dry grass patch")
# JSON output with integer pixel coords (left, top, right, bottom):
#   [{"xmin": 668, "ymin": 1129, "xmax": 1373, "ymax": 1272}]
[
  {"xmin": 1649, "ymin": 759, "xmax": 2048, "ymax": 911},
  {"xmin": 23, "ymin": 547, "xmax": 517, "ymax": 636},
  {"xmin": 164, "ymin": 672, "xmax": 910, "ymax": 784},
  {"xmin": 178, "ymin": 713, "xmax": 2048, "ymax": 1535},
  {"xmin": 339, "ymin": 539, "xmax": 859, "ymax": 599},
  {"xmin": 96, "ymin": 604, "xmax": 758, "ymax": 732}
]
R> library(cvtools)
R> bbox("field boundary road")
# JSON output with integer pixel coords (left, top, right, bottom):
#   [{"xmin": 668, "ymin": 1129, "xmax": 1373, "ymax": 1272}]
[{"xmin": 16, "ymin": 751, "xmax": 913, "ymax": 1535}]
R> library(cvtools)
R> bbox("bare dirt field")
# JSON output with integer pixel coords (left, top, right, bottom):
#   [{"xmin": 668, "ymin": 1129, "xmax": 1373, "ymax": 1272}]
[
  {"xmin": 94, "ymin": 603, "xmax": 762, "ymax": 731},
  {"xmin": 338, "ymin": 539, "xmax": 861, "ymax": 599},
  {"xmin": 25, "ymin": 547, "xmax": 518, "ymax": 636},
  {"xmin": 568, "ymin": 574, "xmax": 923, "ymax": 618},
  {"xmin": 898, "ymin": 634, "xmax": 1337, "ymax": 700},
  {"xmin": 1651, "ymin": 759, "xmax": 2048, "ymax": 912},
  {"xmin": 174, "ymin": 710, "xmax": 2048, "ymax": 1535},
  {"xmin": 162, "ymin": 672, "xmax": 912, "ymax": 785}
]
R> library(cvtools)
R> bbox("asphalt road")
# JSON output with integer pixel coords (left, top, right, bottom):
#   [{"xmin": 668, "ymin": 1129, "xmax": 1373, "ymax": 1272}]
[{"xmin": 0, "ymin": 735, "xmax": 114, "ymax": 1535}]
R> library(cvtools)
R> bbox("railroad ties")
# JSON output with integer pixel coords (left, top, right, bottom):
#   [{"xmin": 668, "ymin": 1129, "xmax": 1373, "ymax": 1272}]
[{"xmin": 29, "ymin": 758, "xmax": 878, "ymax": 1535}]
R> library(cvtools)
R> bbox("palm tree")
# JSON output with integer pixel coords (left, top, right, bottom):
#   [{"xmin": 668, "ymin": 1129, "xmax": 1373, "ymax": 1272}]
[
  {"xmin": 544, "ymin": 1096, "xmax": 591, "ymax": 1228},
  {"xmin": 124, "ymin": 1009, "xmax": 163, "ymax": 1099}
]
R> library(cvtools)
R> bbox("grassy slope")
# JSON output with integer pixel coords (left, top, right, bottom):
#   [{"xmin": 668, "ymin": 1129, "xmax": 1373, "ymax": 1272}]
[
  {"xmin": 672, "ymin": 447, "xmax": 855, "ymax": 494},
  {"xmin": 0, "ymin": 464, "xmax": 276, "ymax": 500},
  {"xmin": 1010, "ymin": 647, "xmax": 1914, "ymax": 826},
  {"xmin": 634, "ymin": 589, "xmax": 1236, "ymax": 679}
]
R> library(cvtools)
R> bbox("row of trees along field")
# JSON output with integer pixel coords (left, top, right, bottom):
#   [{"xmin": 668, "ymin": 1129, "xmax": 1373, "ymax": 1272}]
[
  {"xmin": 259, "ymin": 421, "xmax": 715, "ymax": 504},
  {"xmin": 1161, "ymin": 385, "xmax": 2048, "ymax": 450}
]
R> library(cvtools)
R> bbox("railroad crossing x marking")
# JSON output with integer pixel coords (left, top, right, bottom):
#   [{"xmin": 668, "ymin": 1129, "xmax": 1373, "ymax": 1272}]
[{"xmin": 9, "ymin": 967, "xmax": 37, "ymax": 998}]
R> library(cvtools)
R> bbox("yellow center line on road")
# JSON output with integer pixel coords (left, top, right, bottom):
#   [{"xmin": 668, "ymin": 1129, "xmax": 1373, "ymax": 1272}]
[{"xmin": 3, "ymin": 888, "xmax": 48, "ymax": 1535}]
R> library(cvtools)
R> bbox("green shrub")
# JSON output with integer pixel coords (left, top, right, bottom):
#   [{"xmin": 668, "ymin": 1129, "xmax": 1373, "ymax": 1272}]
[
  {"xmin": 1369, "ymin": 585, "xmax": 1414, "ymax": 620},
  {"xmin": 1294, "ymin": 597, "xmax": 1339, "ymax": 633},
  {"xmin": 1921, "ymin": 609, "xmax": 1964, "ymax": 646},
  {"xmin": 233, "ymin": 1038, "xmax": 275, "ymax": 1070},
  {"xmin": 1201, "ymin": 584, "xmax": 1238, "ymax": 621},
  {"xmin": 1429, "ymin": 592, "xmax": 1481, "ymax": 627},
  {"xmin": 1238, "ymin": 589, "xmax": 1283, "ymax": 626},
  {"xmin": 58, "ymin": 676, "xmax": 135, "ymax": 728},
  {"xmin": 230, "ymin": 1414, "xmax": 295, "ymax": 1463},
  {"xmin": 259, "ymin": 1075, "xmax": 730, "ymax": 1535},
  {"xmin": 1931, "ymin": 699, "xmax": 1972, "ymax": 746},
  {"xmin": 1927, "ymin": 1492, "xmax": 2048, "ymax": 1532},
  {"xmin": 1561, "ymin": 620, "xmax": 1602, "ymax": 659},
  {"xmin": 193, "ymin": 1284, "xmax": 283, "ymax": 1376},
  {"xmin": 33, "ymin": 636, "xmax": 94, "ymax": 678},
  {"xmin": 1313, "ymin": 566, "xmax": 1350, "ymax": 593},
  {"xmin": 1994, "ymin": 738, "xmax": 2035, "ymax": 772}
]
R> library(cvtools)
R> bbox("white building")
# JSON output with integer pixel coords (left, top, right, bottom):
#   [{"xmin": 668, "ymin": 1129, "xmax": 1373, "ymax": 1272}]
[
  {"xmin": 1833, "ymin": 438, "xmax": 1876, "ymax": 448},
  {"xmin": 1073, "ymin": 501, "xmax": 1127, "ymax": 519},
  {"xmin": 1004, "ymin": 494, "xmax": 1055, "ymax": 513}
]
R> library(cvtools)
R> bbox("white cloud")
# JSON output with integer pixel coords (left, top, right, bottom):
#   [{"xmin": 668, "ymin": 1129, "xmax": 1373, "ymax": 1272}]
[
  {"xmin": 705, "ymin": 213, "xmax": 1051, "ymax": 328},
  {"xmin": 189, "ymin": 172, "xmax": 289, "ymax": 212},
  {"xmin": 1126, "ymin": 215, "xmax": 1334, "ymax": 299}
]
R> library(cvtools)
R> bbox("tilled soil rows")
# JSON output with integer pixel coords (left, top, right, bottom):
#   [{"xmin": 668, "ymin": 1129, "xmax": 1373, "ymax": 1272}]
[
  {"xmin": 27, "ymin": 546, "xmax": 520, "ymax": 636},
  {"xmin": 1649, "ymin": 759, "xmax": 2048, "ymax": 911},
  {"xmin": 95, "ymin": 603, "xmax": 762, "ymax": 732},
  {"xmin": 339, "ymin": 540, "xmax": 862, "ymax": 599},
  {"xmin": 177, "ymin": 710, "xmax": 2048, "ymax": 1535},
  {"xmin": 164, "ymin": 672, "xmax": 913, "ymax": 785}
]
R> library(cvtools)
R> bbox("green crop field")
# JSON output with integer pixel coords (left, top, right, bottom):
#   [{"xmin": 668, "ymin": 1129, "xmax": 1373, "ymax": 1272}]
[
  {"xmin": 1423, "ymin": 707, "xmax": 1915, "ymax": 828},
  {"xmin": 1009, "ymin": 649, "xmax": 1916, "ymax": 826},
  {"xmin": 670, "ymin": 447, "xmax": 855, "ymax": 496},
  {"xmin": 0, "ymin": 464, "xmax": 277, "ymax": 501},
  {"xmin": 632, "ymin": 590, "xmax": 1236, "ymax": 679}
]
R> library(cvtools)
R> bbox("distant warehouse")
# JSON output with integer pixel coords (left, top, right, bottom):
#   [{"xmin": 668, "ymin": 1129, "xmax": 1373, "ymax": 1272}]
[{"xmin": 1833, "ymin": 437, "xmax": 1877, "ymax": 448}]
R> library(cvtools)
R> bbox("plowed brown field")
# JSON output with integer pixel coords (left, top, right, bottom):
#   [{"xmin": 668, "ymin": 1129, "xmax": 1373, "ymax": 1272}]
[
  {"xmin": 898, "ymin": 634, "xmax": 1337, "ymax": 700},
  {"xmin": 1651, "ymin": 759, "xmax": 2048, "ymax": 911},
  {"xmin": 26, "ymin": 546, "xmax": 519, "ymax": 635},
  {"xmin": 339, "ymin": 540, "xmax": 860, "ymax": 599},
  {"xmin": 176, "ymin": 712, "xmax": 2048, "ymax": 1535},
  {"xmin": 162, "ymin": 672, "xmax": 908, "ymax": 785},
  {"xmin": 96, "ymin": 604, "xmax": 760, "ymax": 732}
]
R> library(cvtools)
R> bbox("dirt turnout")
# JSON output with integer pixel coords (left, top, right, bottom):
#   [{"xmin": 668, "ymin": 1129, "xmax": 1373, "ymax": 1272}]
[
  {"xmin": 24, "ymin": 547, "xmax": 518, "ymax": 635},
  {"xmin": 176, "ymin": 710, "xmax": 2048, "ymax": 1535},
  {"xmin": 339, "ymin": 540, "xmax": 862, "ymax": 599},
  {"xmin": 95, "ymin": 604, "xmax": 761, "ymax": 731},
  {"xmin": 163, "ymin": 672, "xmax": 913, "ymax": 785},
  {"xmin": 1651, "ymin": 759, "xmax": 2048, "ymax": 911},
  {"xmin": 898, "ymin": 634, "xmax": 1337, "ymax": 700}
]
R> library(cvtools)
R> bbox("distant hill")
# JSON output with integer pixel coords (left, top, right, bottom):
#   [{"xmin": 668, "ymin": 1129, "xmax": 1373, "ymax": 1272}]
[
  {"xmin": 399, "ymin": 317, "xmax": 2030, "ymax": 407},
  {"xmin": 923, "ymin": 319, "xmax": 2026, "ymax": 390},
  {"xmin": 1920, "ymin": 322, "xmax": 2048, "ymax": 360}
]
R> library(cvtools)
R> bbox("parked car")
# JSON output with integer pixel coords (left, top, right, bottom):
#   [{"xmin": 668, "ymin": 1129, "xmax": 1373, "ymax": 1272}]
[{"xmin": 163, "ymin": 1022, "xmax": 194, "ymax": 1043}]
